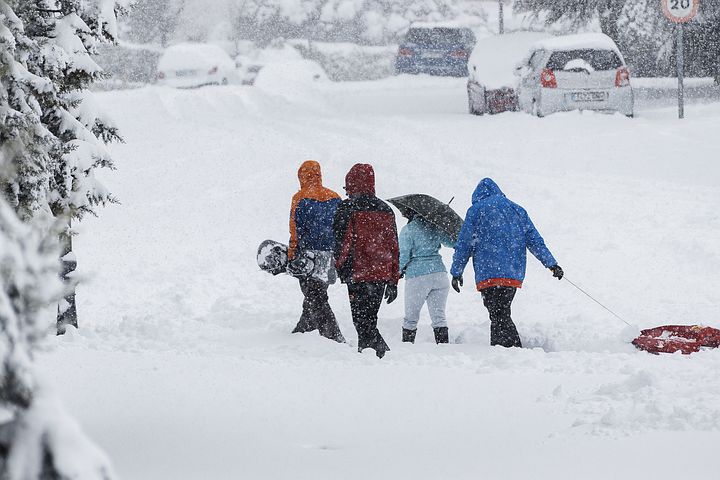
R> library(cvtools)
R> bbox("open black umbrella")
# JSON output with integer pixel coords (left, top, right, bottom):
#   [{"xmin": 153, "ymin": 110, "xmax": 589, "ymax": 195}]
[{"xmin": 387, "ymin": 194, "xmax": 464, "ymax": 242}]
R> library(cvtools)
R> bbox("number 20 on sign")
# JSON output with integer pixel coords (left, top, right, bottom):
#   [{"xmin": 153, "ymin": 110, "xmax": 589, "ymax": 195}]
[{"xmin": 662, "ymin": 0, "xmax": 699, "ymax": 23}]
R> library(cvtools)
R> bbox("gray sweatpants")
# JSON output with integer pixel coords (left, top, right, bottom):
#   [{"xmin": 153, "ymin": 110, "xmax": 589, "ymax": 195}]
[{"xmin": 403, "ymin": 272, "xmax": 449, "ymax": 330}]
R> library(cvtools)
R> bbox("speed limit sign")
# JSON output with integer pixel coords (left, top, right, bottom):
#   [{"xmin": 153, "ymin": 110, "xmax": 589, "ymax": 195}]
[{"xmin": 662, "ymin": 0, "xmax": 700, "ymax": 23}]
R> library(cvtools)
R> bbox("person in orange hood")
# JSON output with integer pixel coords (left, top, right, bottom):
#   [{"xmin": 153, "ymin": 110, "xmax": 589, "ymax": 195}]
[
  {"xmin": 333, "ymin": 163, "xmax": 399, "ymax": 358},
  {"xmin": 288, "ymin": 160, "xmax": 344, "ymax": 342}
]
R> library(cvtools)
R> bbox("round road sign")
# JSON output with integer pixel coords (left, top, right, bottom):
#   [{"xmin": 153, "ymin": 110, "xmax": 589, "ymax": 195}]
[{"xmin": 662, "ymin": 0, "xmax": 700, "ymax": 23}]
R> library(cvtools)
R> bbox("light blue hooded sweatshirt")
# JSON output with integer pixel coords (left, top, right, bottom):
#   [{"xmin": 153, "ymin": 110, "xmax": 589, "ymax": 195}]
[{"xmin": 399, "ymin": 217, "xmax": 454, "ymax": 279}]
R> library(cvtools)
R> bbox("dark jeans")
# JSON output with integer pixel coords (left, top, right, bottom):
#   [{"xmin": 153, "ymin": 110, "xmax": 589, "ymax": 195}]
[
  {"xmin": 480, "ymin": 286, "xmax": 522, "ymax": 348},
  {"xmin": 347, "ymin": 282, "xmax": 390, "ymax": 357},
  {"xmin": 293, "ymin": 278, "xmax": 345, "ymax": 343}
]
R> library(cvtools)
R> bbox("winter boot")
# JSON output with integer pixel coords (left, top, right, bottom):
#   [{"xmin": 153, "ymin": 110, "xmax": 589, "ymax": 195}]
[
  {"xmin": 402, "ymin": 328, "xmax": 417, "ymax": 343},
  {"xmin": 433, "ymin": 327, "xmax": 449, "ymax": 344}
]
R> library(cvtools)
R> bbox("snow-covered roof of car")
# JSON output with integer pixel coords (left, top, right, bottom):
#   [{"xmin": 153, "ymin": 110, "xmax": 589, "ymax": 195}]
[
  {"xmin": 158, "ymin": 43, "xmax": 234, "ymax": 71},
  {"xmin": 408, "ymin": 21, "xmax": 474, "ymax": 29},
  {"xmin": 468, "ymin": 31, "xmax": 551, "ymax": 89},
  {"xmin": 531, "ymin": 33, "xmax": 621, "ymax": 53}
]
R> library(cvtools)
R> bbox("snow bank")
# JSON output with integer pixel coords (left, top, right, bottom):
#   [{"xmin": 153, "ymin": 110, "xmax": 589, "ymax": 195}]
[{"xmin": 253, "ymin": 59, "xmax": 328, "ymax": 100}]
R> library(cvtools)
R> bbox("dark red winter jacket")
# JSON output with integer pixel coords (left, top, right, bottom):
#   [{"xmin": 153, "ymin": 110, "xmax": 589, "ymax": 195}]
[{"xmin": 333, "ymin": 164, "xmax": 400, "ymax": 285}]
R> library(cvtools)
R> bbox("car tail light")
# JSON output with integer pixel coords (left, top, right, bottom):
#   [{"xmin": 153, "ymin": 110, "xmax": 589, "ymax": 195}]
[
  {"xmin": 398, "ymin": 48, "xmax": 413, "ymax": 57},
  {"xmin": 540, "ymin": 68, "xmax": 557, "ymax": 88},
  {"xmin": 615, "ymin": 67, "xmax": 630, "ymax": 87},
  {"xmin": 450, "ymin": 50, "xmax": 467, "ymax": 58},
  {"xmin": 208, "ymin": 66, "xmax": 218, "ymax": 75},
  {"xmin": 158, "ymin": 71, "xmax": 165, "ymax": 80}
]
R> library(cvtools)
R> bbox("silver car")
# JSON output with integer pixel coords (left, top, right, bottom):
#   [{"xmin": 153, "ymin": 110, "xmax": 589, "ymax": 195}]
[{"xmin": 516, "ymin": 34, "xmax": 634, "ymax": 117}]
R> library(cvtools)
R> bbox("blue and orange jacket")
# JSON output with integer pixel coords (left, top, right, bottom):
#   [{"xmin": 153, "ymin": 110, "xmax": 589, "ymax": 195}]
[
  {"xmin": 450, "ymin": 178, "xmax": 557, "ymax": 290},
  {"xmin": 289, "ymin": 161, "xmax": 341, "ymax": 259}
]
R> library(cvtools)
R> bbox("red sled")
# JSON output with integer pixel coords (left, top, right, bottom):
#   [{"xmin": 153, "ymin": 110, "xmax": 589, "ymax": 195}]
[{"xmin": 632, "ymin": 325, "xmax": 720, "ymax": 354}]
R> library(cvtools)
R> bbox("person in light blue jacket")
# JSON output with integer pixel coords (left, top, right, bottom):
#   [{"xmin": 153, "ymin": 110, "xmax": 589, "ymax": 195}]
[{"xmin": 399, "ymin": 212, "xmax": 455, "ymax": 344}]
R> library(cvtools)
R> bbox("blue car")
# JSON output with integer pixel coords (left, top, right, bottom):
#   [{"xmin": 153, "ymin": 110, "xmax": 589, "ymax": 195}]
[{"xmin": 395, "ymin": 25, "xmax": 476, "ymax": 77}]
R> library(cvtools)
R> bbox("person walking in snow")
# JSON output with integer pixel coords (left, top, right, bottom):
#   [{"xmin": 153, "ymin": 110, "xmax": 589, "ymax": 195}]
[
  {"xmin": 333, "ymin": 163, "xmax": 399, "ymax": 358},
  {"xmin": 450, "ymin": 178, "xmax": 563, "ymax": 348},
  {"xmin": 399, "ymin": 211, "xmax": 454, "ymax": 344},
  {"xmin": 288, "ymin": 160, "xmax": 345, "ymax": 343}
]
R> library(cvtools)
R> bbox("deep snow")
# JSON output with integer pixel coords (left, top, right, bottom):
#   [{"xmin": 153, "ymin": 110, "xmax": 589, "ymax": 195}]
[{"xmin": 38, "ymin": 75, "xmax": 720, "ymax": 479}]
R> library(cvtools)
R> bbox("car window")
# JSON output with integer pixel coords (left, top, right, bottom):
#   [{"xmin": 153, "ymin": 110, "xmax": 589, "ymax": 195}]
[
  {"xmin": 546, "ymin": 49, "xmax": 622, "ymax": 71},
  {"xmin": 406, "ymin": 28, "xmax": 466, "ymax": 47},
  {"xmin": 461, "ymin": 29, "xmax": 476, "ymax": 46},
  {"xmin": 528, "ymin": 50, "xmax": 545, "ymax": 69}
]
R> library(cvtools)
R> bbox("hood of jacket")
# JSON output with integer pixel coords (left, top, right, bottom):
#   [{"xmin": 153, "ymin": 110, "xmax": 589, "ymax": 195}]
[
  {"xmin": 345, "ymin": 163, "xmax": 375, "ymax": 196},
  {"xmin": 471, "ymin": 177, "xmax": 504, "ymax": 204},
  {"xmin": 298, "ymin": 160, "xmax": 322, "ymax": 189}
]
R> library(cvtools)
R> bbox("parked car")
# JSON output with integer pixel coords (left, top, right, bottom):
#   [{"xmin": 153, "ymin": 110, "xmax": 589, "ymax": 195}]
[
  {"xmin": 467, "ymin": 32, "xmax": 550, "ymax": 115},
  {"xmin": 515, "ymin": 33, "xmax": 634, "ymax": 117},
  {"xmin": 156, "ymin": 43, "xmax": 239, "ymax": 88},
  {"xmin": 395, "ymin": 23, "xmax": 476, "ymax": 77}
]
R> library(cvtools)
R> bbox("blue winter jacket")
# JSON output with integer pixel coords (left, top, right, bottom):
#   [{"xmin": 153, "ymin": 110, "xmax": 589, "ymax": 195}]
[
  {"xmin": 450, "ymin": 178, "xmax": 557, "ymax": 287},
  {"xmin": 399, "ymin": 217, "xmax": 454, "ymax": 279}
]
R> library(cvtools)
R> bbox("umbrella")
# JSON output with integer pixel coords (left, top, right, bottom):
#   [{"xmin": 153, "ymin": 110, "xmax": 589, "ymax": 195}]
[{"xmin": 387, "ymin": 194, "xmax": 464, "ymax": 242}]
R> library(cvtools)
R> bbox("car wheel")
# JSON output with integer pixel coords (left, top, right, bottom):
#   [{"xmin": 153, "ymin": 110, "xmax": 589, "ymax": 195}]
[
  {"xmin": 468, "ymin": 93, "xmax": 477, "ymax": 115},
  {"xmin": 532, "ymin": 100, "xmax": 544, "ymax": 118}
]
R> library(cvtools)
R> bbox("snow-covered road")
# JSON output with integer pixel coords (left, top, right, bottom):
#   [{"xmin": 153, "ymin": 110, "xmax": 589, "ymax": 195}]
[{"xmin": 38, "ymin": 77, "xmax": 720, "ymax": 479}]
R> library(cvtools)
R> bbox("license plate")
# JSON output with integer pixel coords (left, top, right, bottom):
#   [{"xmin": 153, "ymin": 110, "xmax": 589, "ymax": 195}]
[
  {"xmin": 422, "ymin": 52, "xmax": 443, "ymax": 59},
  {"xmin": 570, "ymin": 91, "xmax": 606, "ymax": 102},
  {"xmin": 175, "ymin": 69, "xmax": 197, "ymax": 77}
]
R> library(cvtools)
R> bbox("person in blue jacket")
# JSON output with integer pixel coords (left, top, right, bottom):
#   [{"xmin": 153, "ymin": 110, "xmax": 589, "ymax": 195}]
[
  {"xmin": 399, "ymin": 211, "xmax": 455, "ymax": 344},
  {"xmin": 449, "ymin": 178, "xmax": 563, "ymax": 348}
]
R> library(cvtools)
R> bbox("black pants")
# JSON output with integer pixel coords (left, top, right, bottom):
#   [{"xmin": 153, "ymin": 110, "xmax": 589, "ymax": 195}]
[
  {"xmin": 293, "ymin": 278, "xmax": 345, "ymax": 343},
  {"xmin": 347, "ymin": 282, "xmax": 390, "ymax": 356},
  {"xmin": 481, "ymin": 286, "xmax": 522, "ymax": 348}
]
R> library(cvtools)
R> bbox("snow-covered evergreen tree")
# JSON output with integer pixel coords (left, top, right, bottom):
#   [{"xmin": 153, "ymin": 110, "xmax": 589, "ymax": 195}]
[
  {"xmin": 126, "ymin": 0, "xmax": 185, "ymax": 46},
  {"xmin": 1, "ymin": 4, "xmax": 115, "ymax": 477},
  {"xmin": 0, "ymin": 1, "xmax": 56, "ymax": 224},
  {"xmin": 9, "ymin": 0, "xmax": 125, "ymax": 333},
  {"xmin": 514, "ymin": 0, "xmax": 627, "ymax": 42}
]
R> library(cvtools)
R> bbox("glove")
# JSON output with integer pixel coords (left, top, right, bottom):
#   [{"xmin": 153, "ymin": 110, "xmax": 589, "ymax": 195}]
[
  {"xmin": 451, "ymin": 276, "xmax": 463, "ymax": 293},
  {"xmin": 549, "ymin": 265, "xmax": 564, "ymax": 280},
  {"xmin": 384, "ymin": 284, "xmax": 398, "ymax": 304}
]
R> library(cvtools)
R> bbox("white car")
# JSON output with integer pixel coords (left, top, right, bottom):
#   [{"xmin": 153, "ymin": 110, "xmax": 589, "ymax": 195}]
[
  {"xmin": 157, "ymin": 43, "xmax": 239, "ymax": 88},
  {"xmin": 467, "ymin": 32, "xmax": 550, "ymax": 115},
  {"xmin": 515, "ymin": 33, "xmax": 634, "ymax": 117}
]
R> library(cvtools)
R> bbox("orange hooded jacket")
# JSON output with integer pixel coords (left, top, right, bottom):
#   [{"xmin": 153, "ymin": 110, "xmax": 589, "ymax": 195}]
[{"xmin": 288, "ymin": 161, "xmax": 341, "ymax": 259}]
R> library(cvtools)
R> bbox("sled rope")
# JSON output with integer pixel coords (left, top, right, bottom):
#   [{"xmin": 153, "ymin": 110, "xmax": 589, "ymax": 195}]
[{"xmin": 563, "ymin": 277, "xmax": 632, "ymax": 326}]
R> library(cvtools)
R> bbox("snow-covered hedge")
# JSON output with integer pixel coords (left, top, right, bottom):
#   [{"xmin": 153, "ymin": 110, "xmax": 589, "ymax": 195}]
[
  {"xmin": 94, "ymin": 42, "xmax": 162, "ymax": 89},
  {"xmin": 293, "ymin": 41, "xmax": 396, "ymax": 81}
]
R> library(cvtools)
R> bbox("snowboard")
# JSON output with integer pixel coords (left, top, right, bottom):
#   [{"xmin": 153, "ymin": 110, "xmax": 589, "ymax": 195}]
[{"xmin": 257, "ymin": 240, "xmax": 336, "ymax": 284}]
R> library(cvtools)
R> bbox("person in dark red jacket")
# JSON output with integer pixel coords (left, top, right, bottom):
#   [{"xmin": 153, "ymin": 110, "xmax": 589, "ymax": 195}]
[{"xmin": 333, "ymin": 163, "xmax": 399, "ymax": 358}]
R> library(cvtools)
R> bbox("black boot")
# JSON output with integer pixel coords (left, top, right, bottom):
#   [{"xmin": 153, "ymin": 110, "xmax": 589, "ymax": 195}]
[
  {"xmin": 433, "ymin": 327, "xmax": 449, "ymax": 344},
  {"xmin": 402, "ymin": 328, "xmax": 417, "ymax": 343}
]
